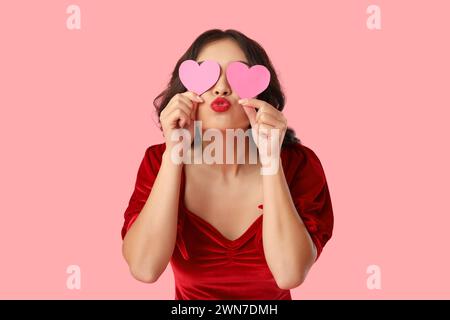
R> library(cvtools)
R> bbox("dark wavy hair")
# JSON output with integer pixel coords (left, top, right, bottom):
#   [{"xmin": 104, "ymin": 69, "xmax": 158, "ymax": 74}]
[{"xmin": 153, "ymin": 28, "xmax": 301, "ymax": 147}]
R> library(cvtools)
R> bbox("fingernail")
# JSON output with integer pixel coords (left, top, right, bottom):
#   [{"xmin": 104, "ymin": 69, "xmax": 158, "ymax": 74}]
[
  {"xmin": 238, "ymin": 99, "xmax": 248, "ymax": 104},
  {"xmin": 196, "ymin": 96, "xmax": 204, "ymax": 102}
]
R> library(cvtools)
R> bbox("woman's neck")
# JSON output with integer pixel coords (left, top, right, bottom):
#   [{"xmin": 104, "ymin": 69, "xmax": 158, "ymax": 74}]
[{"xmin": 189, "ymin": 130, "xmax": 260, "ymax": 178}]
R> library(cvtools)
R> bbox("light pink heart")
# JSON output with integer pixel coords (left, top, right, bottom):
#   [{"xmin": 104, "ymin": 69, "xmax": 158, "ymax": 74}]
[
  {"xmin": 178, "ymin": 60, "xmax": 220, "ymax": 95},
  {"xmin": 226, "ymin": 61, "xmax": 271, "ymax": 99}
]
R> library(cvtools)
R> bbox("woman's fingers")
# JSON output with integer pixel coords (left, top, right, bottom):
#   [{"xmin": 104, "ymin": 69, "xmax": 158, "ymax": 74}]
[
  {"xmin": 167, "ymin": 107, "xmax": 191, "ymax": 128},
  {"xmin": 178, "ymin": 103, "xmax": 194, "ymax": 127},
  {"xmin": 256, "ymin": 111, "xmax": 286, "ymax": 129},
  {"xmin": 162, "ymin": 101, "xmax": 192, "ymax": 126},
  {"xmin": 180, "ymin": 92, "xmax": 202, "ymax": 121},
  {"xmin": 164, "ymin": 92, "xmax": 202, "ymax": 115},
  {"xmin": 163, "ymin": 91, "xmax": 203, "ymax": 127},
  {"xmin": 238, "ymin": 99, "xmax": 286, "ymax": 165},
  {"xmin": 242, "ymin": 105, "xmax": 257, "ymax": 127},
  {"xmin": 239, "ymin": 98, "xmax": 285, "ymax": 125},
  {"xmin": 177, "ymin": 101, "xmax": 192, "ymax": 117},
  {"xmin": 238, "ymin": 98, "xmax": 266, "ymax": 110},
  {"xmin": 239, "ymin": 98, "xmax": 279, "ymax": 116},
  {"xmin": 161, "ymin": 91, "xmax": 204, "ymax": 147},
  {"xmin": 257, "ymin": 123, "xmax": 276, "ymax": 137},
  {"xmin": 181, "ymin": 91, "xmax": 204, "ymax": 104}
]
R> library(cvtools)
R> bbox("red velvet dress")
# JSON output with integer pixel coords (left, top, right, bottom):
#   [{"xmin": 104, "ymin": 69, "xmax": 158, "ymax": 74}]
[{"xmin": 121, "ymin": 142, "xmax": 334, "ymax": 300}]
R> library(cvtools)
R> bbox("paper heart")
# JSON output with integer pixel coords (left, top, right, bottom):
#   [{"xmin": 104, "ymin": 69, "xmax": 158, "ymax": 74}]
[
  {"xmin": 226, "ymin": 61, "xmax": 271, "ymax": 99},
  {"xmin": 178, "ymin": 60, "xmax": 220, "ymax": 95}
]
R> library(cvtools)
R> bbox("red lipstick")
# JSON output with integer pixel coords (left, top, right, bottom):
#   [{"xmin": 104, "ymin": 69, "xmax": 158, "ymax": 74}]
[{"xmin": 210, "ymin": 97, "xmax": 231, "ymax": 112}]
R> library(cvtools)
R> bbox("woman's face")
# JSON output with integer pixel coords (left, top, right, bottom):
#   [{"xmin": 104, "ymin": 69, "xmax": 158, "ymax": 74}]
[{"xmin": 195, "ymin": 38, "xmax": 251, "ymax": 132}]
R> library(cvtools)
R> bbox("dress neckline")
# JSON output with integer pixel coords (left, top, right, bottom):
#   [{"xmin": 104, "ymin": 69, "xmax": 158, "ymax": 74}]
[{"xmin": 180, "ymin": 165, "xmax": 263, "ymax": 247}]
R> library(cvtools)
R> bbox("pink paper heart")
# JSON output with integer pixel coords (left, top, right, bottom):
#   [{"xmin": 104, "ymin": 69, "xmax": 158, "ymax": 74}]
[
  {"xmin": 226, "ymin": 61, "xmax": 271, "ymax": 99},
  {"xmin": 179, "ymin": 60, "xmax": 220, "ymax": 95}
]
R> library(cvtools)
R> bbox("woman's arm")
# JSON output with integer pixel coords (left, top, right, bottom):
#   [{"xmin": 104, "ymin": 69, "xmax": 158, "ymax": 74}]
[
  {"xmin": 239, "ymin": 97, "xmax": 317, "ymax": 289},
  {"xmin": 122, "ymin": 91, "xmax": 201, "ymax": 283},
  {"xmin": 261, "ymin": 158, "xmax": 317, "ymax": 290},
  {"xmin": 122, "ymin": 150, "xmax": 182, "ymax": 283}
]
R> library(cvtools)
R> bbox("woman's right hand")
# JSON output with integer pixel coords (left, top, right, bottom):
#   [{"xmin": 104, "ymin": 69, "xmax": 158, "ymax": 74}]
[{"xmin": 160, "ymin": 91, "xmax": 204, "ymax": 151}]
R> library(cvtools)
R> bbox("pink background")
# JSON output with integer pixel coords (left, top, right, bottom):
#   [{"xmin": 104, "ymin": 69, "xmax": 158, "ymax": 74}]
[{"xmin": 1, "ymin": 0, "xmax": 449, "ymax": 299}]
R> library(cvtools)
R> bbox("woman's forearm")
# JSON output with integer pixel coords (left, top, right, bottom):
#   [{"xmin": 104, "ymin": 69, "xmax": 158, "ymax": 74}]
[
  {"xmin": 122, "ymin": 149, "xmax": 182, "ymax": 283},
  {"xmin": 261, "ymin": 159, "xmax": 317, "ymax": 290}
]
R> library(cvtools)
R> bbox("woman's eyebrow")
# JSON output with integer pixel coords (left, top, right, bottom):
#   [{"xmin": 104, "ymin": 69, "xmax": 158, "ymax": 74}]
[
  {"xmin": 237, "ymin": 60, "xmax": 250, "ymax": 66},
  {"xmin": 197, "ymin": 60, "xmax": 250, "ymax": 65}
]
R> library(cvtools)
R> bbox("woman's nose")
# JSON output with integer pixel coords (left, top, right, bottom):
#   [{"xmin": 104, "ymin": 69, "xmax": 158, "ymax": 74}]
[
  {"xmin": 214, "ymin": 88, "xmax": 230, "ymax": 96},
  {"xmin": 213, "ymin": 74, "xmax": 231, "ymax": 96}
]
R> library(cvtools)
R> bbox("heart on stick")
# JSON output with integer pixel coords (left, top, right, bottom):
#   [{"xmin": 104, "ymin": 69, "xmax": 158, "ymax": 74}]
[
  {"xmin": 178, "ymin": 60, "xmax": 220, "ymax": 95},
  {"xmin": 226, "ymin": 61, "xmax": 271, "ymax": 99}
]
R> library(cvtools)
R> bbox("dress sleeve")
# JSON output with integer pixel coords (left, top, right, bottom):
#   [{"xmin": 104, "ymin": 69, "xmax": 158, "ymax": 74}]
[
  {"xmin": 120, "ymin": 144, "xmax": 163, "ymax": 240},
  {"xmin": 289, "ymin": 144, "xmax": 334, "ymax": 261}
]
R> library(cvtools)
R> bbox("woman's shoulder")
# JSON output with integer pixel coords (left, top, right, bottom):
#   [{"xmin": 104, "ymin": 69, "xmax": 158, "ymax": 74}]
[
  {"xmin": 144, "ymin": 141, "xmax": 166, "ymax": 159},
  {"xmin": 138, "ymin": 142, "xmax": 167, "ymax": 172},
  {"xmin": 281, "ymin": 141, "xmax": 321, "ymax": 165},
  {"xmin": 281, "ymin": 142, "xmax": 326, "ymax": 181}
]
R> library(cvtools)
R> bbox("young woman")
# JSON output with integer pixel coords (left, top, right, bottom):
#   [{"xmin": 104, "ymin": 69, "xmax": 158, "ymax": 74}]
[{"xmin": 121, "ymin": 29, "xmax": 334, "ymax": 300}]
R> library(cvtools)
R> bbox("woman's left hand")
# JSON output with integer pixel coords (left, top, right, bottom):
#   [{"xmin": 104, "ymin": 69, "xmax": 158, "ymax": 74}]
[{"xmin": 239, "ymin": 98, "xmax": 287, "ymax": 165}]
